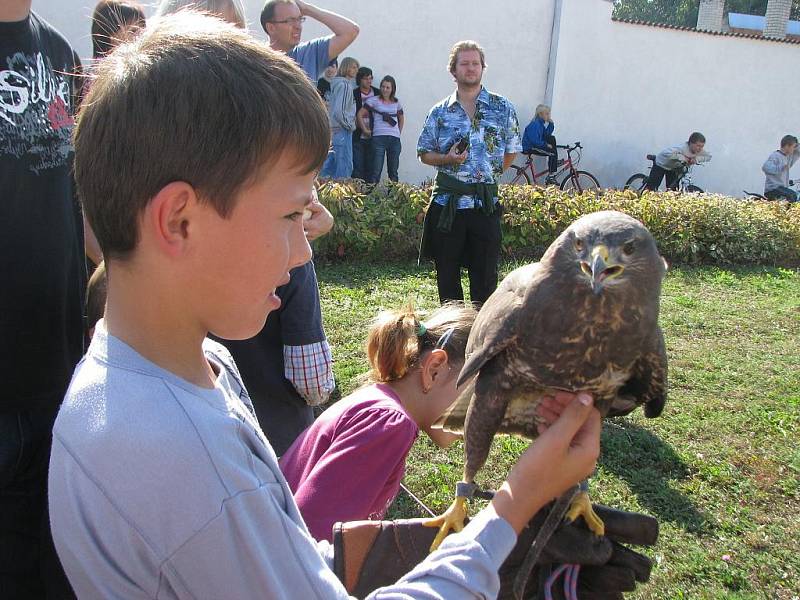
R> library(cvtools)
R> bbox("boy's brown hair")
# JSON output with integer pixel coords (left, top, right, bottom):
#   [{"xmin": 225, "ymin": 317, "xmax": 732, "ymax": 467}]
[{"xmin": 75, "ymin": 12, "xmax": 330, "ymax": 260}]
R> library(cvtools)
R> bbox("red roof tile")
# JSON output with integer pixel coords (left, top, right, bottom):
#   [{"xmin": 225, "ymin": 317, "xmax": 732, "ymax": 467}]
[{"xmin": 611, "ymin": 16, "xmax": 800, "ymax": 44}]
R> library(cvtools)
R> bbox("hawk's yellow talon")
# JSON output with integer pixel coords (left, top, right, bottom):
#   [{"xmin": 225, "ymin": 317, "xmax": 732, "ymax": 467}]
[
  {"xmin": 564, "ymin": 490, "xmax": 605, "ymax": 536},
  {"xmin": 423, "ymin": 496, "xmax": 468, "ymax": 552}
]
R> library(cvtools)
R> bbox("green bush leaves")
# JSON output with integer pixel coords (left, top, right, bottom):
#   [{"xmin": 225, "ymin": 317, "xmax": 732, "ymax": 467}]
[{"xmin": 315, "ymin": 182, "xmax": 800, "ymax": 266}]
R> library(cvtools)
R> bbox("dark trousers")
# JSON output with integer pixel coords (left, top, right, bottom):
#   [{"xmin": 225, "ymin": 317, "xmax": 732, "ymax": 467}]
[
  {"xmin": 645, "ymin": 165, "xmax": 680, "ymax": 191},
  {"xmin": 369, "ymin": 135, "xmax": 401, "ymax": 183},
  {"xmin": 765, "ymin": 186, "xmax": 798, "ymax": 202},
  {"xmin": 352, "ymin": 135, "xmax": 373, "ymax": 181},
  {"xmin": 1, "ymin": 408, "xmax": 75, "ymax": 599},
  {"xmin": 543, "ymin": 134, "xmax": 558, "ymax": 173},
  {"xmin": 427, "ymin": 202, "xmax": 502, "ymax": 306}
]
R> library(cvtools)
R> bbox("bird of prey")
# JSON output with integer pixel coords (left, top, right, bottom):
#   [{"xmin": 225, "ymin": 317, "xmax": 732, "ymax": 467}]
[{"xmin": 426, "ymin": 210, "xmax": 668, "ymax": 550}]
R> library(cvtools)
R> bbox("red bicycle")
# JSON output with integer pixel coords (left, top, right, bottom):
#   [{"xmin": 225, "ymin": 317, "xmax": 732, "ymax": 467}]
[{"xmin": 504, "ymin": 142, "xmax": 600, "ymax": 192}]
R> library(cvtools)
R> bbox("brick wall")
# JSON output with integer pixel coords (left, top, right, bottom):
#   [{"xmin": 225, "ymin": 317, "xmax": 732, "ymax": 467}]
[
  {"xmin": 697, "ymin": 0, "xmax": 726, "ymax": 31},
  {"xmin": 765, "ymin": 0, "xmax": 792, "ymax": 38}
]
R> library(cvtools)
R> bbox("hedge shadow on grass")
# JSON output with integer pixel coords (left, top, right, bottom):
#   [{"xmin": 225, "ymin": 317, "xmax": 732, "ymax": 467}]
[{"xmin": 600, "ymin": 420, "xmax": 711, "ymax": 535}]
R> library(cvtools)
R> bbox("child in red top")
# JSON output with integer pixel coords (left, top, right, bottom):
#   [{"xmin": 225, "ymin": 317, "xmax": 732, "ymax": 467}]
[{"xmin": 279, "ymin": 303, "xmax": 474, "ymax": 541}]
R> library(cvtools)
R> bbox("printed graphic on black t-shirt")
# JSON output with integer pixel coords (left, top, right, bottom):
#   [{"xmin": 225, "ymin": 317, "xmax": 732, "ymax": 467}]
[
  {"xmin": 1, "ymin": 49, "xmax": 75, "ymax": 173},
  {"xmin": 1, "ymin": 14, "xmax": 85, "ymax": 411}
]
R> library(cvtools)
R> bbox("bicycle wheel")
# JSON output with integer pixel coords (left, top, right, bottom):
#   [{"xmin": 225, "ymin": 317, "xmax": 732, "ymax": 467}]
[
  {"xmin": 623, "ymin": 174, "xmax": 648, "ymax": 192},
  {"xmin": 500, "ymin": 165, "xmax": 531, "ymax": 185},
  {"xmin": 560, "ymin": 170, "xmax": 600, "ymax": 193},
  {"xmin": 685, "ymin": 185, "xmax": 703, "ymax": 193}
]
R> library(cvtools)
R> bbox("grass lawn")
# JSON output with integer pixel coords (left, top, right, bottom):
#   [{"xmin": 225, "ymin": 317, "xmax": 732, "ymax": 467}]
[{"xmin": 316, "ymin": 260, "xmax": 800, "ymax": 599}]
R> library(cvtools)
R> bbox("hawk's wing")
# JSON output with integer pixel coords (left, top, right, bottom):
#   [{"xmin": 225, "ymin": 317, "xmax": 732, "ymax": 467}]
[
  {"xmin": 607, "ymin": 326, "xmax": 668, "ymax": 418},
  {"xmin": 456, "ymin": 262, "xmax": 542, "ymax": 388}
]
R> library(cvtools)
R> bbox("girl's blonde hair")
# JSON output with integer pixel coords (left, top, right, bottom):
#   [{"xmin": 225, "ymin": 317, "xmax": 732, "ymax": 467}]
[
  {"xmin": 535, "ymin": 104, "xmax": 550, "ymax": 118},
  {"xmin": 337, "ymin": 57, "xmax": 359, "ymax": 77},
  {"xmin": 365, "ymin": 302, "xmax": 477, "ymax": 382},
  {"xmin": 156, "ymin": 0, "xmax": 246, "ymax": 28}
]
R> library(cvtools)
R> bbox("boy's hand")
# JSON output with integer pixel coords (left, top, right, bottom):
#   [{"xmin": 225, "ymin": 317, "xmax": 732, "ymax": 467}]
[{"xmin": 493, "ymin": 394, "xmax": 600, "ymax": 534}]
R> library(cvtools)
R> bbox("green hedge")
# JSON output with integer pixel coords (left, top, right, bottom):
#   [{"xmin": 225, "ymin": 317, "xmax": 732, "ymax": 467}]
[{"xmin": 315, "ymin": 181, "xmax": 800, "ymax": 266}]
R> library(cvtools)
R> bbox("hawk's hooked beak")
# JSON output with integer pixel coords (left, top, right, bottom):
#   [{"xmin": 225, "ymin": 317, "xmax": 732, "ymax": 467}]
[{"xmin": 581, "ymin": 244, "xmax": 624, "ymax": 295}]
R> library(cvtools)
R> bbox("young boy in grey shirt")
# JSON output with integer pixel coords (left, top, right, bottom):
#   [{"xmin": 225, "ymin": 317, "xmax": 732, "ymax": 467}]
[
  {"xmin": 762, "ymin": 134, "xmax": 799, "ymax": 202},
  {"xmin": 48, "ymin": 13, "xmax": 602, "ymax": 599}
]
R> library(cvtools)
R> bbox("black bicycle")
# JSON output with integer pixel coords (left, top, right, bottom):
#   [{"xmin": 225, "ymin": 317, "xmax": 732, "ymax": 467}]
[
  {"xmin": 744, "ymin": 180, "xmax": 797, "ymax": 201},
  {"xmin": 624, "ymin": 154, "xmax": 704, "ymax": 193}
]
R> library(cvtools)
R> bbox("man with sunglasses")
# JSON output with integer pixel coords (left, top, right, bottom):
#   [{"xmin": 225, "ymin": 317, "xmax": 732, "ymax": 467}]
[{"xmin": 261, "ymin": 0, "xmax": 359, "ymax": 81}]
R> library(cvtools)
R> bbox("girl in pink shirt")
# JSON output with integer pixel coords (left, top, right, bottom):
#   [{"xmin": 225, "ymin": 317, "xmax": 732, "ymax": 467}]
[{"xmin": 279, "ymin": 303, "xmax": 475, "ymax": 542}]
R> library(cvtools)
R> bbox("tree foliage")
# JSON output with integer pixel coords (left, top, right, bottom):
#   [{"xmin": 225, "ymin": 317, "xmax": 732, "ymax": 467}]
[{"xmin": 613, "ymin": 0, "xmax": 800, "ymax": 27}]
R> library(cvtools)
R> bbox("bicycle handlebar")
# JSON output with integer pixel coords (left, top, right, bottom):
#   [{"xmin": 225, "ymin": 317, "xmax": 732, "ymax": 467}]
[{"xmin": 556, "ymin": 142, "xmax": 582, "ymax": 150}]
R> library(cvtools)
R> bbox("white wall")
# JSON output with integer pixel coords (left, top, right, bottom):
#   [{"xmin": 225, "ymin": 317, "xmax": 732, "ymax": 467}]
[
  {"xmin": 34, "ymin": 0, "xmax": 555, "ymax": 184},
  {"xmin": 549, "ymin": 0, "xmax": 799, "ymax": 196},
  {"xmin": 31, "ymin": 0, "xmax": 798, "ymax": 195}
]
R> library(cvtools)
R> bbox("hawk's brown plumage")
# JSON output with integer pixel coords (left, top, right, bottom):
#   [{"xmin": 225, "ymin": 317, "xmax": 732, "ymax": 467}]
[{"xmin": 435, "ymin": 210, "xmax": 668, "ymax": 488}]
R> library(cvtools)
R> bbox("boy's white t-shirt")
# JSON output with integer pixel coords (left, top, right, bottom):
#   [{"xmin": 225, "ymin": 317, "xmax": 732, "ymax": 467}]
[{"xmin": 49, "ymin": 320, "xmax": 515, "ymax": 599}]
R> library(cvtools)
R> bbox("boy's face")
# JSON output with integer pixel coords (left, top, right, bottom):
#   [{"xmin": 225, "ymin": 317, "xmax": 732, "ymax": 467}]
[
  {"xmin": 689, "ymin": 140, "xmax": 705, "ymax": 154},
  {"xmin": 193, "ymin": 153, "xmax": 314, "ymax": 341},
  {"xmin": 782, "ymin": 142, "xmax": 797, "ymax": 155}
]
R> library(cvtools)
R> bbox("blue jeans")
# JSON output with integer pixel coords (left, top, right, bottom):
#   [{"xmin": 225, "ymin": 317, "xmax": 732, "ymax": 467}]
[
  {"xmin": 320, "ymin": 129, "xmax": 353, "ymax": 180},
  {"xmin": 369, "ymin": 135, "xmax": 401, "ymax": 183},
  {"xmin": 1, "ymin": 407, "xmax": 75, "ymax": 598}
]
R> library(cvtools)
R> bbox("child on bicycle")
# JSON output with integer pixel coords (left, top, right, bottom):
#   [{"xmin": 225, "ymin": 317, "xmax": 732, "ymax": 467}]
[
  {"xmin": 646, "ymin": 131, "xmax": 711, "ymax": 191},
  {"xmin": 762, "ymin": 134, "xmax": 799, "ymax": 202},
  {"xmin": 279, "ymin": 302, "xmax": 472, "ymax": 542},
  {"xmin": 522, "ymin": 104, "xmax": 559, "ymax": 184}
]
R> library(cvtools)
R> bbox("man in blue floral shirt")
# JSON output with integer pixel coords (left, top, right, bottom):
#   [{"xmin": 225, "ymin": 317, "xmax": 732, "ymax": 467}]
[{"xmin": 417, "ymin": 40, "xmax": 521, "ymax": 305}]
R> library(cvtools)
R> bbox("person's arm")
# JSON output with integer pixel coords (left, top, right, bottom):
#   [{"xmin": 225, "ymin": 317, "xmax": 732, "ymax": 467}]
[
  {"xmin": 357, "ymin": 106, "xmax": 371, "ymax": 136},
  {"xmin": 162, "ymin": 483, "xmax": 353, "ymax": 599},
  {"xmin": 503, "ymin": 153, "xmax": 517, "ymax": 171},
  {"xmin": 283, "ymin": 342, "xmax": 334, "ymax": 406},
  {"xmin": 420, "ymin": 145, "xmax": 467, "ymax": 167},
  {"xmin": 531, "ymin": 119, "xmax": 546, "ymax": 149},
  {"xmin": 296, "ymin": 0, "xmax": 359, "ymax": 61},
  {"xmin": 279, "ymin": 262, "xmax": 335, "ymax": 406},
  {"xmin": 502, "ymin": 102, "xmax": 522, "ymax": 171},
  {"xmin": 762, "ymin": 154, "xmax": 782, "ymax": 176},
  {"xmin": 397, "ymin": 108, "xmax": 404, "ymax": 134},
  {"xmin": 284, "ymin": 408, "xmax": 418, "ymax": 541},
  {"xmin": 84, "ymin": 217, "xmax": 102, "ymax": 265},
  {"xmin": 328, "ymin": 80, "xmax": 348, "ymax": 130}
]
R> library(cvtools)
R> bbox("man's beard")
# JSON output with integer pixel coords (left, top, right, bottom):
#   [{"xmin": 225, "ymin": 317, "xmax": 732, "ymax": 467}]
[{"xmin": 456, "ymin": 74, "xmax": 482, "ymax": 88}]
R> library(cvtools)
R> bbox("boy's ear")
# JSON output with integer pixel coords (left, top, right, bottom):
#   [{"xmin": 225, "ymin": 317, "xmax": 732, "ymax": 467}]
[{"xmin": 146, "ymin": 181, "xmax": 199, "ymax": 257}]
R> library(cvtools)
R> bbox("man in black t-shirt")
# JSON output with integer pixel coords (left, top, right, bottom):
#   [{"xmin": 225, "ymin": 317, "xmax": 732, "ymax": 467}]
[{"xmin": 1, "ymin": 3, "xmax": 84, "ymax": 597}]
